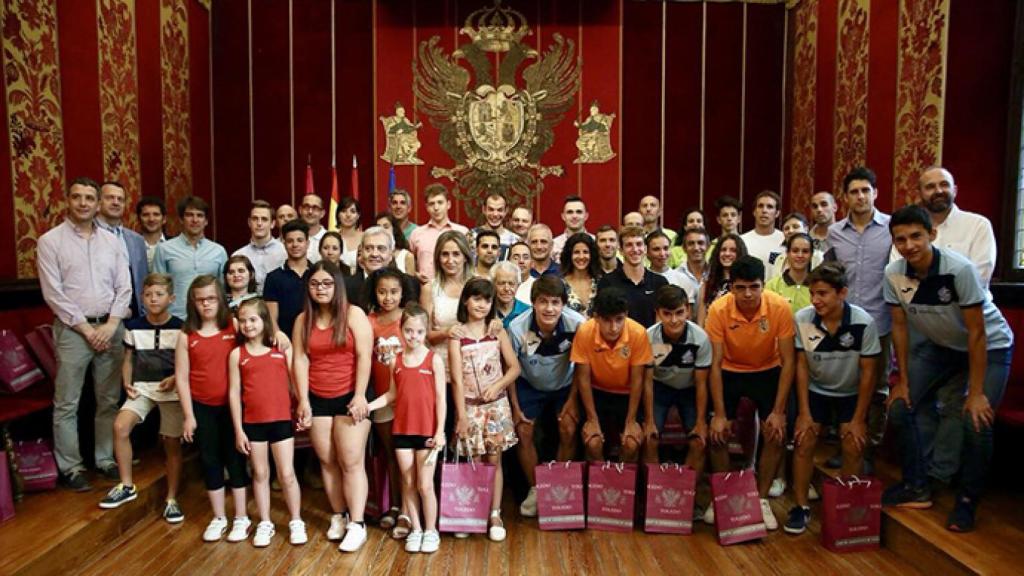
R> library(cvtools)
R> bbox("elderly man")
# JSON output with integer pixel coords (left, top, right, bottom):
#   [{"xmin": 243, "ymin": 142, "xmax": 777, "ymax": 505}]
[
  {"xmin": 38, "ymin": 177, "xmax": 132, "ymax": 491},
  {"xmin": 343, "ymin": 225, "xmax": 421, "ymax": 308},
  {"xmin": 96, "ymin": 181, "xmax": 148, "ymax": 317}
]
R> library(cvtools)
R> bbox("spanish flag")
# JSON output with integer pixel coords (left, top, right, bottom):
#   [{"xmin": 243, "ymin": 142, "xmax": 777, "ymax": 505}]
[{"xmin": 327, "ymin": 158, "xmax": 340, "ymax": 231}]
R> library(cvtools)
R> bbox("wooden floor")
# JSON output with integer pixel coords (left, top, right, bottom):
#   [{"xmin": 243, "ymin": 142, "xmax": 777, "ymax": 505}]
[{"xmin": 3, "ymin": 444, "xmax": 1022, "ymax": 576}]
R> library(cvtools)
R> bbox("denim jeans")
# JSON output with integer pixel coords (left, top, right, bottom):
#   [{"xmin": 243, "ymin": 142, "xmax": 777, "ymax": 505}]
[
  {"xmin": 52, "ymin": 320, "xmax": 124, "ymax": 474},
  {"xmin": 888, "ymin": 340, "xmax": 1012, "ymax": 499}
]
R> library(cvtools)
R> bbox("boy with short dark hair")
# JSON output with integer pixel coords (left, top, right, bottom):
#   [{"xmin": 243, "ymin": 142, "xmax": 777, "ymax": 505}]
[{"xmin": 100, "ymin": 273, "xmax": 186, "ymax": 523}]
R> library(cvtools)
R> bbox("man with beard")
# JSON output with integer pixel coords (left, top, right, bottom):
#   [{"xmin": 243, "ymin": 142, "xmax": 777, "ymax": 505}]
[
  {"xmin": 917, "ymin": 167, "xmax": 996, "ymax": 286},
  {"xmin": 153, "ymin": 196, "xmax": 227, "ymax": 320},
  {"xmin": 808, "ymin": 191, "xmax": 837, "ymax": 253}
]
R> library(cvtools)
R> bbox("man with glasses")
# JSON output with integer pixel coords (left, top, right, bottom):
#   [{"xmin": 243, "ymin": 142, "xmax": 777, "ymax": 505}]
[{"xmin": 299, "ymin": 193, "xmax": 326, "ymax": 263}]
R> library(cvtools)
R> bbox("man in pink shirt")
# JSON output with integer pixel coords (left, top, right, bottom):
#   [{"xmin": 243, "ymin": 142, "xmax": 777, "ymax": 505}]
[{"xmin": 408, "ymin": 183, "xmax": 468, "ymax": 280}]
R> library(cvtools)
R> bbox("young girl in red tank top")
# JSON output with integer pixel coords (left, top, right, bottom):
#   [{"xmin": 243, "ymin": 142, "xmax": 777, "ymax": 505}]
[
  {"xmin": 366, "ymin": 268, "xmax": 414, "ymax": 536},
  {"xmin": 229, "ymin": 298, "xmax": 305, "ymax": 548},
  {"xmin": 449, "ymin": 278, "xmax": 521, "ymax": 543},
  {"xmin": 368, "ymin": 304, "xmax": 446, "ymax": 554}
]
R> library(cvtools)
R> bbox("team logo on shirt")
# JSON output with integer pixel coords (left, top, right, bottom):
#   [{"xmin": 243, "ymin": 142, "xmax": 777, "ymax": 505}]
[
  {"xmin": 937, "ymin": 286, "xmax": 952, "ymax": 304},
  {"xmin": 620, "ymin": 346, "xmax": 631, "ymax": 359},
  {"xmin": 839, "ymin": 333, "xmax": 855, "ymax": 348},
  {"xmin": 759, "ymin": 318, "xmax": 769, "ymax": 333},
  {"xmin": 681, "ymin": 350, "xmax": 694, "ymax": 364}
]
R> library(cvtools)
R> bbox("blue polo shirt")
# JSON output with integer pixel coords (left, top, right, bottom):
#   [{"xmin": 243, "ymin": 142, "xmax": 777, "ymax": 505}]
[
  {"xmin": 152, "ymin": 234, "xmax": 227, "ymax": 320},
  {"xmin": 263, "ymin": 261, "xmax": 312, "ymax": 338},
  {"xmin": 507, "ymin": 307, "xmax": 585, "ymax": 392},
  {"xmin": 647, "ymin": 320, "xmax": 711, "ymax": 390},
  {"xmin": 884, "ymin": 247, "xmax": 1013, "ymax": 352},
  {"xmin": 795, "ymin": 302, "xmax": 881, "ymax": 397}
]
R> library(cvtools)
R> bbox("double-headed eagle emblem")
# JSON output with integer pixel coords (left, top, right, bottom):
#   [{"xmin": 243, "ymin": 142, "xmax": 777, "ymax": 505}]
[{"xmin": 413, "ymin": 0, "xmax": 581, "ymax": 222}]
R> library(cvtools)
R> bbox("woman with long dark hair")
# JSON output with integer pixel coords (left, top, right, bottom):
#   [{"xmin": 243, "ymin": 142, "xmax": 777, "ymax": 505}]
[
  {"xmin": 559, "ymin": 232, "xmax": 601, "ymax": 316},
  {"xmin": 696, "ymin": 233, "xmax": 747, "ymax": 326}
]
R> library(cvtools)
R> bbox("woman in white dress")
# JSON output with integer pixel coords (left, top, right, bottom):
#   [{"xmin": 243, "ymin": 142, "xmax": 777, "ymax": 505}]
[{"xmin": 419, "ymin": 230, "xmax": 473, "ymax": 384}]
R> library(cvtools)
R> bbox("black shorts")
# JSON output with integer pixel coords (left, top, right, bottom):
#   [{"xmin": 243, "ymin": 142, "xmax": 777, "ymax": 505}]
[
  {"xmin": 592, "ymin": 388, "xmax": 642, "ymax": 434},
  {"xmin": 808, "ymin": 390, "xmax": 859, "ymax": 425},
  {"xmin": 310, "ymin": 390, "xmax": 354, "ymax": 418},
  {"xmin": 243, "ymin": 420, "xmax": 294, "ymax": 443},
  {"xmin": 722, "ymin": 367, "xmax": 781, "ymax": 421},
  {"xmin": 393, "ymin": 434, "xmax": 432, "ymax": 450}
]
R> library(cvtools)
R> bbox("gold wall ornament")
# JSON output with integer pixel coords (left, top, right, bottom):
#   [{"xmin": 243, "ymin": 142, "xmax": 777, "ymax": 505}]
[
  {"xmin": 379, "ymin": 102, "xmax": 424, "ymax": 165},
  {"xmin": 574, "ymin": 100, "xmax": 616, "ymax": 164},
  {"xmin": 413, "ymin": 0, "xmax": 581, "ymax": 222}
]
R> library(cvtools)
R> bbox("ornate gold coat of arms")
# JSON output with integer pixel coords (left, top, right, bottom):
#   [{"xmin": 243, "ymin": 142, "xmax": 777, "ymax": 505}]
[
  {"xmin": 379, "ymin": 102, "xmax": 424, "ymax": 165},
  {"xmin": 574, "ymin": 100, "xmax": 616, "ymax": 164},
  {"xmin": 413, "ymin": 0, "xmax": 581, "ymax": 222}
]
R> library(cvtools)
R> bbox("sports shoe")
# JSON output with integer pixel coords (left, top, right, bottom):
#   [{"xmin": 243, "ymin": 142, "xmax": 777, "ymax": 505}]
[
  {"xmin": 520, "ymin": 487, "xmax": 538, "ymax": 518},
  {"xmin": 808, "ymin": 484, "xmax": 820, "ymax": 501},
  {"xmin": 882, "ymin": 483, "xmax": 933, "ymax": 509},
  {"xmin": 768, "ymin": 478, "xmax": 787, "ymax": 498},
  {"xmin": 253, "ymin": 521, "xmax": 275, "ymax": 547},
  {"xmin": 289, "ymin": 519, "xmax": 308, "ymax": 545},
  {"xmin": 946, "ymin": 495, "xmax": 978, "ymax": 533},
  {"xmin": 760, "ymin": 498, "xmax": 778, "ymax": 530},
  {"xmin": 163, "ymin": 499, "xmax": 185, "ymax": 523},
  {"xmin": 99, "ymin": 464, "xmax": 120, "ymax": 482},
  {"xmin": 454, "ymin": 532, "xmax": 469, "ymax": 539},
  {"xmin": 488, "ymin": 510, "xmax": 507, "ymax": 542},
  {"xmin": 203, "ymin": 517, "xmax": 228, "ymax": 542},
  {"xmin": 420, "ymin": 530, "xmax": 441, "ymax": 553},
  {"xmin": 327, "ymin": 513, "xmax": 347, "ymax": 541},
  {"xmin": 99, "ymin": 483, "xmax": 137, "ymax": 509},
  {"xmin": 405, "ymin": 530, "xmax": 424, "ymax": 553},
  {"xmin": 227, "ymin": 516, "xmax": 252, "ymax": 542},
  {"xmin": 784, "ymin": 506, "xmax": 810, "ymax": 535},
  {"xmin": 61, "ymin": 470, "xmax": 92, "ymax": 492},
  {"xmin": 702, "ymin": 504, "xmax": 715, "ymax": 525},
  {"xmin": 339, "ymin": 522, "xmax": 367, "ymax": 552}
]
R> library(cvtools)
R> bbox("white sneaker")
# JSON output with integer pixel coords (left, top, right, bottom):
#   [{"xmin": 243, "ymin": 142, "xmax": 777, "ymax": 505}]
[
  {"xmin": 702, "ymin": 505, "xmax": 715, "ymax": 525},
  {"xmin": 289, "ymin": 519, "xmax": 308, "ymax": 545},
  {"xmin": 253, "ymin": 520, "xmax": 275, "ymax": 547},
  {"xmin": 488, "ymin": 511, "xmax": 506, "ymax": 542},
  {"xmin": 338, "ymin": 522, "xmax": 367, "ymax": 552},
  {"xmin": 327, "ymin": 513, "xmax": 347, "ymax": 541},
  {"xmin": 769, "ymin": 478, "xmax": 787, "ymax": 498},
  {"xmin": 227, "ymin": 516, "xmax": 252, "ymax": 542},
  {"xmin": 420, "ymin": 530, "xmax": 441, "ymax": 553},
  {"xmin": 760, "ymin": 498, "xmax": 778, "ymax": 531},
  {"xmin": 808, "ymin": 484, "xmax": 820, "ymax": 501},
  {"xmin": 405, "ymin": 530, "xmax": 423, "ymax": 553},
  {"xmin": 202, "ymin": 517, "xmax": 228, "ymax": 542},
  {"xmin": 519, "ymin": 487, "xmax": 538, "ymax": 518}
]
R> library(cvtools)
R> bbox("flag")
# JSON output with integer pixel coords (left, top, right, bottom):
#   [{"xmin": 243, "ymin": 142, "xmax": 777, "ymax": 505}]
[
  {"xmin": 388, "ymin": 165, "xmax": 396, "ymax": 196},
  {"xmin": 304, "ymin": 156, "xmax": 314, "ymax": 196},
  {"xmin": 350, "ymin": 155, "xmax": 360, "ymax": 201},
  {"xmin": 327, "ymin": 158, "xmax": 340, "ymax": 231}
]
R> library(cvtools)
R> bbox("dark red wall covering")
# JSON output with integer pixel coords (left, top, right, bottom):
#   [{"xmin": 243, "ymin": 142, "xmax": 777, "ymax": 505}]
[
  {"xmin": 812, "ymin": 0, "xmax": 837, "ymax": 204},
  {"xmin": 742, "ymin": 4, "xmax": 785, "ymax": 216},
  {"xmin": 336, "ymin": 0, "xmax": 374, "ymax": 223},
  {"xmin": 189, "ymin": 0, "xmax": 212, "ymax": 218},
  {"xmin": 0, "ymin": 41, "xmax": 12, "ymax": 278},
  {"xmin": 621, "ymin": 0, "xmax": 661, "ymax": 226},
  {"xmin": 291, "ymin": 0, "xmax": 333, "ymax": 214},
  {"xmin": 56, "ymin": 0, "xmax": 103, "ymax": 186},
  {"xmin": 865, "ymin": 0, "xmax": 898, "ymax": 213},
  {"xmin": 136, "ymin": 0, "xmax": 164, "ymax": 207},
  {"xmin": 704, "ymin": 3, "xmax": 744, "ymax": 230},
  {"xmin": 251, "ymin": 1, "xmax": 293, "ymax": 214},
  {"xmin": 662, "ymin": 2, "xmax": 703, "ymax": 231}
]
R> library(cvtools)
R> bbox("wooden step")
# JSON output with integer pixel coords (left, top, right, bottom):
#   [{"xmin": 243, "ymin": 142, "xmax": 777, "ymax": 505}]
[{"xmin": 812, "ymin": 445, "xmax": 1024, "ymax": 576}]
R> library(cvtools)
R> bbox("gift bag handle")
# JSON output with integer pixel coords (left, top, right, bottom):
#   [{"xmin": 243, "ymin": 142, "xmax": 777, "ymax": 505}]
[
  {"xmin": 546, "ymin": 460, "xmax": 573, "ymax": 470},
  {"xmin": 601, "ymin": 460, "xmax": 625, "ymax": 474}
]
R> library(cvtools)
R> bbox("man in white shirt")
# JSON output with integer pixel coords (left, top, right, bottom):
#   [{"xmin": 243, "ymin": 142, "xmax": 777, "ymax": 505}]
[
  {"xmin": 135, "ymin": 196, "xmax": 166, "ymax": 270},
  {"xmin": 740, "ymin": 190, "xmax": 785, "ymax": 279},
  {"xmin": 917, "ymin": 166, "xmax": 997, "ymax": 286},
  {"xmin": 299, "ymin": 193, "xmax": 326, "ymax": 263},
  {"xmin": 551, "ymin": 195, "xmax": 592, "ymax": 263},
  {"xmin": 233, "ymin": 200, "xmax": 287, "ymax": 294}
]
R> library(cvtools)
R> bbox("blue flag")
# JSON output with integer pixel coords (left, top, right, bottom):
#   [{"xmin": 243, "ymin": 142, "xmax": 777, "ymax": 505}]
[{"xmin": 387, "ymin": 166, "xmax": 396, "ymax": 196}]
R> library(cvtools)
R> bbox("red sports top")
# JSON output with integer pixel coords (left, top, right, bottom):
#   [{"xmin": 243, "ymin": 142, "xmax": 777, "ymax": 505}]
[
  {"xmin": 369, "ymin": 312, "xmax": 403, "ymax": 397},
  {"xmin": 239, "ymin": 345, "xmax": 292, "ymax": 424},
  {"xmin": 391, "ymin": 351, "xmax": 437, "ymax": 437},
  {"xmin": 307, "ymin": 323, "xmax": 355, "ymax": 397},
  {"xmin": 187, "ymin": 326, "xmax": 237, "ymax": 406}
]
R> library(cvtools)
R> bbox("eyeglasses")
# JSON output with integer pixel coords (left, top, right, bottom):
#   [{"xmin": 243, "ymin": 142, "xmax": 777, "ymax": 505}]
[
  {"xmin": 300, "ymin": 204, "xmax": 324, "ymax": 211},
  {"xmin": 195, "ymin": 296, "xmax": 219, "ymax": 304},
  {"xmin": 309, "ymin": 280, "xmax": 335, "ymax": 289}
]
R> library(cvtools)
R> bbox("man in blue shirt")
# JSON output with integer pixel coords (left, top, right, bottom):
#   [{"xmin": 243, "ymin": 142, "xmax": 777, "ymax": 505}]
[
  {"xmin": 152, "ymin": 196, "xmax": 227, "ymax": 319},
  {"xmin": 882, "ymin": 205, "xmax": 1014, "ymax": 533},
  {"xmin": 264, "ymin": 219, "xmax": 312, "ymax": 338},
  {"xmin": 507, "ymin": 275, "xmax": 585, "ymax": 519},
  {"xmin": 825, "ymin": 166, "xmax": 892, "ymax": 473}
]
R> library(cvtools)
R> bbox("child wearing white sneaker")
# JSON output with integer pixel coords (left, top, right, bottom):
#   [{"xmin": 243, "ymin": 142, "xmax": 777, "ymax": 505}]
[
  {"xmin": 176, "ymin": 276, "xmax": 251, "ymax": 543},
  {"xmin": 367, "ymin": 305, "xmax": 446, "ymax": 553},
  {"xmin": 229, "ymin": 298, "xmax": 306, "ymax": 547}
]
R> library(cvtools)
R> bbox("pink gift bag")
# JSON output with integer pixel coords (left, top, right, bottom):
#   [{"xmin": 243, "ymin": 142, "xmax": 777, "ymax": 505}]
[
  {"xmin": 439, "ymin": 446, "xmax": 495, "ymax": 534},
  {"xmin": 710, "ymin": 469, "xmax": 767, "ymax": 545},
  {"xmin": 364, "ymin": 436, "xmax": 391, "ymax": 520},
  {"xmin": 586, "ymin": 462, "xmax": 637, "ymax": 532},
  {"xmin": 1, "ymin": 451, "xmax": 14, "ymax": 523},
  {"xmin": 0, "ymin": 330, "xmax": 44, "ymax": 394},
  {"xmin": 644, "ymin": 463, "xmax": 697, "ymax": 534},
  {"xmin": 15, "ymin": 439, "xmax": 58, "ymax": 492},
  {"xmin": 535, "ymin": 461, "xmax": 586, "ymax": 530},
  {"xmin": 821, "ymin": 475, "xmax": 883, "ymax": 553}
]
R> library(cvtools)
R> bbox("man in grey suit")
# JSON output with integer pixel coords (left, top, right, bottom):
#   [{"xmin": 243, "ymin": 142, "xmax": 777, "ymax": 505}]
[{"xmin": 97, "ymin": 181, "xmax": 149, "ymax": 317}]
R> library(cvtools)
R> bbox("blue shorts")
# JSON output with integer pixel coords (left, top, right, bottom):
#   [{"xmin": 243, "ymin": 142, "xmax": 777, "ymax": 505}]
[
  {"xmin": 808, "ymin": 390, "xmax": 859, "ymax": 425},
  {"xmin": 515, "ymin": 378, "xmax": 571, "ymax": 421},
  {"xmin": 652, "ymin": 382, "xmax": 698, "ymax": 432}
]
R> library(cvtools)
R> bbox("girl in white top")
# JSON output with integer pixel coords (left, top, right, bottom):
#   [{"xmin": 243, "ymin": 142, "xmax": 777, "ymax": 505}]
[
  {"xmin": 420, "ymin": 230, "xmax": 473, "ymax": 381},
  {"xmin": 336, "ymin": 197, "xmax": 363, "ymax": 272}
]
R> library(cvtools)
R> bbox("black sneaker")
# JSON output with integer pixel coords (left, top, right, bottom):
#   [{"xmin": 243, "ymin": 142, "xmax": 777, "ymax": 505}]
[
  {"xmin": 163, "ymin": 499, "xmax": 185, "ymax": 523},
  {"xmin": 882, "ymin": 483, "xmax": 932, "ymax": 509},
  {"xmin": 61, "ymin": 471, "xmax": 92, "ymax": 492},
  {"xmin": 946, "ymin": 495, "xmax": 977, "ymax": 532},
  {"xmin": 784, "ymin": 506, "xmax": 811, "ymax": 535},
  {"xmin": 99, "ymin": 483, "xmax": 137, "ymax": 508},
  {"xmin": 99, "ymin": 464, "xmax": 120, "ymax": 482}
]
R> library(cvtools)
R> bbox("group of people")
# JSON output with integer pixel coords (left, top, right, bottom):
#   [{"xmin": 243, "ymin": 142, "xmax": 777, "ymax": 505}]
[{"xmin": 34, "ymin": 164, "xmax": 1010, "ymax": 554}]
